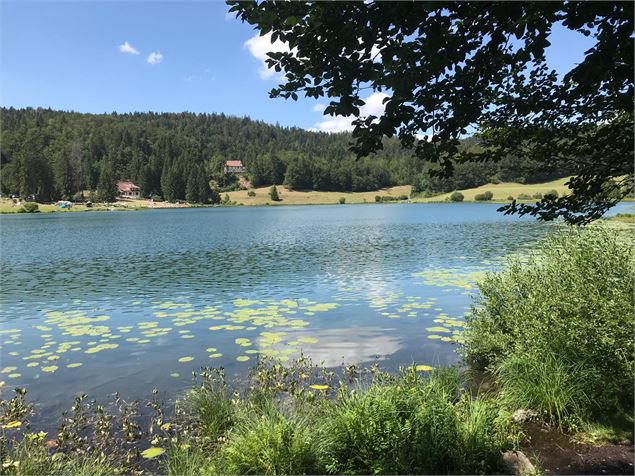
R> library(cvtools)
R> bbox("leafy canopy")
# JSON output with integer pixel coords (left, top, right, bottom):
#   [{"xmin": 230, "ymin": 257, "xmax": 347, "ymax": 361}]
[{"xmin": 229, "ymin": 1, "xmax": 633, "ymax": 223}]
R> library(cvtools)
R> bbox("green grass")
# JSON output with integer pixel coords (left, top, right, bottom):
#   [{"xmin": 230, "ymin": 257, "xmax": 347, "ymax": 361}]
[{"xmin": 496, "ymin": 353, "xmax": 590, "ymax": 429}]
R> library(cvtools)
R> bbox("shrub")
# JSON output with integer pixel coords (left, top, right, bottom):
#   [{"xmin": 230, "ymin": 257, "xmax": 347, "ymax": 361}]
[
  {"xmin": 151, "ymin": 194, "xmax": 164, "ymax": 202},
  {"xmin": 517, "ymin": 193, "xmax": 532, "ymax": 200},
  {"xmin": 375, "ymin": 195, "xmax": 381, "ymax": 203},
  {"xmin": 532, "ymin": 192, "xmax": 543, "ymax": 199},
  {"xmin": 464, "ymin": 226, "xmax": 634, "ymax": 416},
  {"xmin": 474, "ymin": 191, "xmax": 493, "ymax": 201},
  {"xmin": 269, "ymin": 185, "xmax": 280, "ymax": 202},
  {"xmin": 450, "ymin": 191, "xmax": 464, "ymax": 202},
  {"xmin": 338, "ymin": 197, "xmax": 346, "ymax": 204},
  {"xmin": 72, "ymin": 192, "xmax": 85, "ymax": 203},
  {"xmin": 21, "ymin": 202, "xmax": 39, "ymax": 213},
  {"xmin": 544, "ymin": 189, "xmax": 559, "ymax": 199},
  {"xmin": 247, "ymin": 190, "xmax": 256, "ymax": 197},
  {"xmin": 507, "ymin": 196, "xmax": 514, "ymax": 201},
  {"xmin": 398, "ymin": 194, "xmax": 409, "ymax": 201}
]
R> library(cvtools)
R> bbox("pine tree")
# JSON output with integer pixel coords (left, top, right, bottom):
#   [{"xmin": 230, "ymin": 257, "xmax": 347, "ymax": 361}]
[
  {"xmin": 269, "ymin": 185, "xmax": 280, "ymax": 201},
  {"xmin": 96, "ymin": 160, "xmax": 117, "ymax": 202}
]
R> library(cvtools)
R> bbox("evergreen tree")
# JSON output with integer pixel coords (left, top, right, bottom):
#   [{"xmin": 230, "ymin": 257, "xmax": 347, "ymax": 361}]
[
  {"xmin": 96, "ymin": 160, "xmax": 117, "ymax": 202},
  {"xmin": 269, "ymin": 185, "xmax": 280, "ymax": 201}
]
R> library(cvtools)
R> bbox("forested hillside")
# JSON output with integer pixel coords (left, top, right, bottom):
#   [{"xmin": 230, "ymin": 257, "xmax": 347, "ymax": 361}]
[{"xmin": 0, "ymin": 107, "xmax": 569, "ymax": 202}]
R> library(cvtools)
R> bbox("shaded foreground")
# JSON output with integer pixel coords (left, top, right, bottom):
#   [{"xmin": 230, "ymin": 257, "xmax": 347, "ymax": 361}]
[{"xmin": 1, "ymin": 225, "xmax": 633, "ymax": 475}]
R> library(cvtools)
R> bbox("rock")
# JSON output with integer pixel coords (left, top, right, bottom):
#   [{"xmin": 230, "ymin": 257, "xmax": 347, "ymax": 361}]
[
  {"xmin": 503, "ymin": 450, "xmax": 536, "ymax": 475},
  {"xmin": 512, "ymin": 409, "xmax": 538, "ymax": 423}
]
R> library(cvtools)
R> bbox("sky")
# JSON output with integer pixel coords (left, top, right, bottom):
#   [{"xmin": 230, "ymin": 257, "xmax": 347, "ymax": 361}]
[{"xmin": 1, "ymin": 1, "xmax": 597, "ymax": 132}]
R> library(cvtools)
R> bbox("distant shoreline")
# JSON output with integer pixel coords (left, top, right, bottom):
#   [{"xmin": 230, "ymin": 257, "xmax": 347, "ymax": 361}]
[{"xmin": 3, "ymin": 178, "xmax": 632, "ymax": 215}]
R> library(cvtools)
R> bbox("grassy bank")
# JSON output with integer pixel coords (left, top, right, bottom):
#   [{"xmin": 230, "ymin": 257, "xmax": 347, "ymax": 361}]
[
  {"xmin": 1, "ymin": 178, "xmax": 589, "ymax": 214},
  {"xmin": 412, "ymin": 177, "xmax": 574, "ymax": 203}
]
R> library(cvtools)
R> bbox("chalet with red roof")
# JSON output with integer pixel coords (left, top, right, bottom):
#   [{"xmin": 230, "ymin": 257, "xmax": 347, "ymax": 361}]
[
  {"xmin": 117, "ymin": 181, "xmax": 141, "ymax": 199},
  {"xmin": 223, "ymin": 160, "xmax": 246, "ymax": 174}
]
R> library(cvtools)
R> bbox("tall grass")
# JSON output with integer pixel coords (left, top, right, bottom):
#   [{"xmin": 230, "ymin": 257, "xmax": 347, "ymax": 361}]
[{"xmin": 496, "ymin": 353, "xmax": 591, "ymax": 429}]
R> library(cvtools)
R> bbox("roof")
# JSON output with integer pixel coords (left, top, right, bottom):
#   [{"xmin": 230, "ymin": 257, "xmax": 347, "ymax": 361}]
[
  {"xmin": 117, "ymin": 181, "xmax": 140, "ymax": 192},
  {"xmin": 225, "ymin": 160, "xmax": 244, "ymax": 168}
]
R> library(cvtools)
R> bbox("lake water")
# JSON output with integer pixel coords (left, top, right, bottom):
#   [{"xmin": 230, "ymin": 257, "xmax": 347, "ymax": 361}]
[{"xmin": 0, "ymin": 202, "xmax": 628, "ymax": 419}]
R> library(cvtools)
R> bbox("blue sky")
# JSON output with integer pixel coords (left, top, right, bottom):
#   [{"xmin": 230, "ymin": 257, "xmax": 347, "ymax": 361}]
[{"xmin": 1, "ymin": 2, "xmax": 596, "ymax": 131}]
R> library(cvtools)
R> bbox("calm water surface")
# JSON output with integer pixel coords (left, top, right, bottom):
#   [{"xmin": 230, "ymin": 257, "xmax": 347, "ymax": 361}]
[{"xmin": 1, "ymin": 202, "xmax": 609, "ymax": 419}]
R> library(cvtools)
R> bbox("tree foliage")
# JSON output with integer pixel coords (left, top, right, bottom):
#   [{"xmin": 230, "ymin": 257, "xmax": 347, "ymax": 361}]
[{"xmin": 229, "ymin": 1, "xmax": 633, "ymax": 223}]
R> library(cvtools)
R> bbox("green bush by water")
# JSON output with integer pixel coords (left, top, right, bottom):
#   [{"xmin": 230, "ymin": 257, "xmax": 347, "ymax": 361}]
[
  {"xmin": 450, "ymin": 191, "xmax": 464, "ymax": 202},
  {"xmin": 464, "ymin": 226, "xmax": 634, "ymax": 423},
  {"xmin": 474, "ymin": 191, "xmax": 493, "ymax": 201}
]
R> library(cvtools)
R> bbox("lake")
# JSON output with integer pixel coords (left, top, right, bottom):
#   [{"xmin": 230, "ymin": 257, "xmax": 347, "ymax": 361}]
[{"xmin": 0, "ymin": 202, "xmax": 626, "ymax": 420}]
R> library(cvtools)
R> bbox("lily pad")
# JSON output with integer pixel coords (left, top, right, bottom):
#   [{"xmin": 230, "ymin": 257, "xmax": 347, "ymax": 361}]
[
  {"xmin": 178, "ymin": 356, "xmax": 194, "ymax": 363},
  {"xmin": 415, "ymin": 365, "xmax": 434, "ymax": 372},
  {"xmin": 141, "ymin": 447, "xmax": 165, "ymax": 459}
]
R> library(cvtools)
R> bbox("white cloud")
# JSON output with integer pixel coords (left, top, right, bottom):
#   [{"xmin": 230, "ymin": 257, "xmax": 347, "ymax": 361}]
[
  {"xmin": 147, "ymin": 52, "xmax": 163, "ymax": 64},
  {"xmin": 312, "ymin": 92, "xmax": 389, "ymax": 133},
  {"xmin": 312, "ymin": 103, "xmax": 326, "ymax": 113},
  {"xmin": 119, "ymin": 41, "xmax": 139, "ymax": 55},
  {"xmin": 244, "ymin": 32, "xmax": 292, "ymax": 79}
]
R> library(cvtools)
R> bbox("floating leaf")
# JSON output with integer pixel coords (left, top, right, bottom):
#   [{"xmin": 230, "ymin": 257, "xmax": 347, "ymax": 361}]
[
  {"xmin": 309, "ymin": 384, "xmax": 329, "ymax": 391},
  {"xmin": 178, "ymin": 356, "xmax": 194, "ymax": 363},
  {"xmin": 415, "ymin": 365, "xmax": 434, "ymax": 372},
  {"xmin": 1, "ymin": 421, "xmax": 22, "ymax": 429},
  {"xmin": 7, "ymin": 373, "xmax": 21, "ymax": 379},
  {"xmin": 298, "ymin": 337, "xmax": 319, "ymax": 344},
  {"xmin": 236, "ymin": 356, "xmax": 249, "ymax": 362},
  {"xmin": 42, "ymin": 365, "xmax": 59, "ymax": 373},
  {"xmin": 141, "ymin": 447, "xmax": 165, "ymax": 459},
  {"xmin": 170, "ymin": 373, "xmax": 180, "ymax": 378},
  {"xmin": 67, "ymin": 363, "xmax": 83, "ymax": 368}
]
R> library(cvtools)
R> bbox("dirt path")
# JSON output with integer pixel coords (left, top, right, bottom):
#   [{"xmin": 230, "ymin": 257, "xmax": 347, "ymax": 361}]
[{"xmin": 523, "ymin": 423, "xmax": 634, "ymax": 475}]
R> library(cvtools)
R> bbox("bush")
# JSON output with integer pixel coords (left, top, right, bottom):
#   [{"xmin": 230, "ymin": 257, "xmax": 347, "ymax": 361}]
[
  {"xmin": 517, "ymin": 193, "xmax": 531, "ymax": 200},
  {"xmin": 474, "ymin": 191, "xmax": 493, "ymax": 201},
  {"xmin": 544, "ymin": 189, "xmax": 559, "ymax": 199},
  {"xmin": 151, "ymin": 194, "xmax": 164, "ymax": 202},
  {"xmin": 21, "ymin": 202, "xmax": 39, "ymax": 213},
  {"xmin": 72, "ymin": 192, "xmax": 85, "ymax": 203},
  {"xmin": 375, "ymin": 195, "xmax": 381, "ymax": 203},
  {"xmin": 247, "ymin": 190, "xmax": 256, "ymax": 197},
  {"xmin": 338, "ymin": 197, "xmax": 346, "ymax": 204},
  {"xmin": 507, "ymin": 196, "xmax": 514, "ymax": 201},
  {"xmin": 398, "ymin": 194, "xmax": 409, "ymax": 201},
  {"xmin": 269, "ymin": 185, "xmax": 280, "ymax": 202},
  {"xmin": 464, "ymin": 226, "xmax": 634, "ymax": 417},
  {"xmin": 450, "ymin": 191, "xmax": 464, "ymax": 202},
  {"xmin": 532, "ymin": 192, "xmax": 543, "ymax": 199}
]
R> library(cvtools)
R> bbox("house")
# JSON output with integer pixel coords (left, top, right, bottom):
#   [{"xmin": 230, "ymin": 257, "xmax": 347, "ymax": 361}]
[
  {"xmin": 117, "ymin": 181, "xmax": 141, "ymax": 199},
  {"xmin": 223, "ymin": 160, "xmax": 246, "ymax": 174}
]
